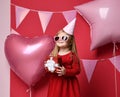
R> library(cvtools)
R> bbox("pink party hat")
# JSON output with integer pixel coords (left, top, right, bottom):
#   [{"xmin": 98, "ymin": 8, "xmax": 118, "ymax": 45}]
[{"xmin": 63, "ymin": 18, "xmax": 76, "ymax": 35}]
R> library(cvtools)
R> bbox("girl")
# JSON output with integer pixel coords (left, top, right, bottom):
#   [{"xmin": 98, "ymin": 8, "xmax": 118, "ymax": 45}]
[{"xmin": 45, "ymin": 18, "xmax": 81, "ymax": 97}]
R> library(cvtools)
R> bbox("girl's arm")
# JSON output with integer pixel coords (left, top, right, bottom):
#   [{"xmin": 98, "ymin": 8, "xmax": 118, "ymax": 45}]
[
  {"xmin": 65, "ymin": 54, "xmax": 80, "ymax": 76},
  {"xmin": 56, "ymin": 54, "xmax": 81, "ymax": 76}
]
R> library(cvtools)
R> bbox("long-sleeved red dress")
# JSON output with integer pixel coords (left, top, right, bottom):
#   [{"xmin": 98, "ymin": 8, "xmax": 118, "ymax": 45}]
[{"xmin": 47, "ymin": 52, "xmax": 81, "ymax": 97}]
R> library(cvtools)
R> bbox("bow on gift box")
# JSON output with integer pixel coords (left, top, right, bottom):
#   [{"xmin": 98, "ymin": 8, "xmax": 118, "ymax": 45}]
[{"xmin": 44, "ymin": 57, "xmax": 59, "ymax": 72}]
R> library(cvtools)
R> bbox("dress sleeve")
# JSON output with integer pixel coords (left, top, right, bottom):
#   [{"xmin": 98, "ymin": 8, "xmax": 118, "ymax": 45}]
[{"xmin": 65, "ymin": 53, "xmax": 81, "ymax": 76}]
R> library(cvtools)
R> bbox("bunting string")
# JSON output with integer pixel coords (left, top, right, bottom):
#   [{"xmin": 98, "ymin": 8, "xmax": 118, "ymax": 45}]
[
  {"xmin": 26, "ymin": 87, "xmax": 32, "ymax": 97},
  {"xmin": 112, "ymin": 42, "xmax": 118, "ymax": 97},
  {"xmin": 11, "ymin": 3, "xmax": 76, "ymax": 13},
  {"xmin": 11, "ymin": 3, "xmax": 77, "ymax": 32}
]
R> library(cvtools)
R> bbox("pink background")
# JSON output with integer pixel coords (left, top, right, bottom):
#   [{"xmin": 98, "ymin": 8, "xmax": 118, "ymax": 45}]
[
  {"xmin": 10, "ymin": 0, "xmax": 120, "ymax": 97},
  {"xmin": 0, "ymin": 0, "xmax": 10, "ymax": 97}
]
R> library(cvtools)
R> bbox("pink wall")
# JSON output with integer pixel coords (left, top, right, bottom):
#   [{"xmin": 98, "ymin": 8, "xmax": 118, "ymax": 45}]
[
  {"xmin": 0, "ymin": 0, "xmax": 10, "ymax": 97},
  {"xmin": 11, "ymin": 0, "xmax": 120, "ymax": 97}
]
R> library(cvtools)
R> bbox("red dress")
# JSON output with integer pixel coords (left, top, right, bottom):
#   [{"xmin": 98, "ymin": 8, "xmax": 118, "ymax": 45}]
[{"xmin": 47, "ymin": 52, "xmax": 81, "ymax": 97}]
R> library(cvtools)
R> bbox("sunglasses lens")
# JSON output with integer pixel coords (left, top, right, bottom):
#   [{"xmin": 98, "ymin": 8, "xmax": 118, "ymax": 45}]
[
  {"xmin": 62, "ymin": 36, "xmax": 68, "ymax": 41},
  {"xmin": 54, "ymin": 36, "xmax": 59, "ymax": 41}
]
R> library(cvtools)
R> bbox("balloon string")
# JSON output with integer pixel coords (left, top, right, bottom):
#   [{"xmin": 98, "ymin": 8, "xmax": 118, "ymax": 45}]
[
  {"xmin": 26, "ymin": 87, "xmax": 32, "ymax": 97},
  {"xmin": 113, "ymin": 42, "xmax": 116, "ymax": 56},
  {"xmin": 113, "ymin": 42, "xmax": 118, "ymax": 97}
]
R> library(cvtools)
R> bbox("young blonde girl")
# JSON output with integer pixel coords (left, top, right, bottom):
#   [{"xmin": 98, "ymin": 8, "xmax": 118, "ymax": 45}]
[{"xmin": 45, "ymin": 18, "xmax": 81, "ymax": 97}]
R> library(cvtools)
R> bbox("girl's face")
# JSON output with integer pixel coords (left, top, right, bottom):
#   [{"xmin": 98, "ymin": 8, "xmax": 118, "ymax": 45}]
[{"xmin": 54, "ymin": 31, "xmax": 71, "ymax": 48}]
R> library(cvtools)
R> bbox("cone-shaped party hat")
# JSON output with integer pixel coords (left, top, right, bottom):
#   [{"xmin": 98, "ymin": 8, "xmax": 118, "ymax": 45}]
[{"xmin": 63, "ymin": 18, "xmax": 76, "ymax": 35}]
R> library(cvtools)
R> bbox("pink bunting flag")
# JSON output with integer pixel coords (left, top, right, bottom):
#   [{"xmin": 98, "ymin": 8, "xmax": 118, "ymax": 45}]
[
  {"xmin": 109, "ymin": 55, "xmax": 120, "ymax": 72},
  {"xmin": 82, "ymin": 59, "xmax": 97, "ymax": 82},
  {"xmin": 62, "ymin": 10, "xmax": 76, "ymax": 23},
  {"xmin": 38, "ymin": 11, "xmax": 53, "ymax": 33},
  {"xmin": 15, "ymin": 6, "xmax": 30, "ymax": 28}
]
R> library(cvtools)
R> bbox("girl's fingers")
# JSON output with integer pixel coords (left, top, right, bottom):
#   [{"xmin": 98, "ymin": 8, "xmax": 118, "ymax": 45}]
[
  {"xmin": 55, "ymin": 66, "xmax": 66, "ymax": 76},
  {"xmin": 56, "ymin": 71, "xmax": 62, "ymax": 73},
  {"xmin": 56, "ymin": 66, "xmax": 62, "ymax": 69},
  {"xmin": 56, "ymin": 69, "xmax": 61, "ymax": 72}
]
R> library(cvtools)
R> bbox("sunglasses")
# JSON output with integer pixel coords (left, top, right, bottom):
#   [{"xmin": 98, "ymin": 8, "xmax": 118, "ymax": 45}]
[{"xmin": 54, "ymin": 36, "xmax": 69, "ymax": 41}]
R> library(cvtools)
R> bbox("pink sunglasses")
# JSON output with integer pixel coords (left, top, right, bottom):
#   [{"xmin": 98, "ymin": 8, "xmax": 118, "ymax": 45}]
[{"xmin": 54, "ymin": 36, "xmax": 69, "ymax": 41}]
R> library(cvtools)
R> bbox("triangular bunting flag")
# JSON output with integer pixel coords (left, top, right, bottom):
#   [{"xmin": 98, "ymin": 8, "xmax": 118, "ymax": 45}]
[
  {"xmin": 15, "ymin": 6, "xmax": 30, "ymax": 28},
  {"xmin": 109, "ymin": 55, "xmax": 120, "ymax": 72},
  {"xmin": 38, "ymin": 11, "xmax": 53, "ymax": 33},
  {"xmin": 62, "ymin": 10, "xmax": 76, "ymax": 23},
  {"xmin": 82, "ymin": 59, "xmax": 97, "ymax": 83}
]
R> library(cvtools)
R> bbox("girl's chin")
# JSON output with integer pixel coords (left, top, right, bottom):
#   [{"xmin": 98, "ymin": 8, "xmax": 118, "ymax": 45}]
[{"xmin": 57, "ymin": 43, "xmax": 64, "ymax": 46}]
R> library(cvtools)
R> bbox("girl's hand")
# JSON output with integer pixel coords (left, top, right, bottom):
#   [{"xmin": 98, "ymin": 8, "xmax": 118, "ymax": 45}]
[{"xmin": 55, "ymin": 66, "xmax": 66, "ymax": 76}]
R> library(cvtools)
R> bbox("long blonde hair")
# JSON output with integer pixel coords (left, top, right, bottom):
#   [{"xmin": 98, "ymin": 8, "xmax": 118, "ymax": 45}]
[{"xmin": 51, "ymin": 30, "xmax": 78, "ymax": 58}]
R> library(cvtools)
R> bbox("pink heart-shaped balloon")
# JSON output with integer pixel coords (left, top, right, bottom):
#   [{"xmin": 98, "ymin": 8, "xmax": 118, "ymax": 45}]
[{"xmin": 4, "ymin": 34, "xmax": 55, "ymax": 86}]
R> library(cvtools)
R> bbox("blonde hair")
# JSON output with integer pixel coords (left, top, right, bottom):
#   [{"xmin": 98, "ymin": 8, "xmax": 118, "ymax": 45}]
[{"xmin": 51, "ymin": 30, "xmax": 78, "ymax": 58}]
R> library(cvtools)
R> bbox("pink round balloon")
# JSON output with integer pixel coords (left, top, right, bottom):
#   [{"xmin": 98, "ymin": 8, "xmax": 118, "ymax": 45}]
[
  {"xmin": 4, "ymin": 34, "xmax": 55, "ymax": 86},
  {"xmin": 75, "ymin": 0, "xmax": 120, "ymax": 50}
]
